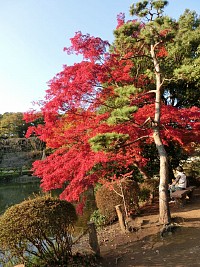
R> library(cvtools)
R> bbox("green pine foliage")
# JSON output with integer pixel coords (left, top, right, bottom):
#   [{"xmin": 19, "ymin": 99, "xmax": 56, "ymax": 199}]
[
  {"xmin": 108, "ymin": 106, "xmax": 138, "ymax": 124},
  {"xmin": 89, "ymin": 132, "xmax": 129, "ymax": 152}
]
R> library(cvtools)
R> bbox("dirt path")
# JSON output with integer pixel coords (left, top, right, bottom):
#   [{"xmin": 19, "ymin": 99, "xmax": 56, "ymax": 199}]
[{"xmin": 98, "ymin": 191, "xmax": 200, "ymax": 267}]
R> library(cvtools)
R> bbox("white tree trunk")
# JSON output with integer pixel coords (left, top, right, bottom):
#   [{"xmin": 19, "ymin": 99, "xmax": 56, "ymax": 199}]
[
  {"xmin": 153, "ymin": 128, "xmax": 171, "ymax": 224},
  {"xmin": 150, "ymin": 44, "xmax": 171, "ymax": 225}
]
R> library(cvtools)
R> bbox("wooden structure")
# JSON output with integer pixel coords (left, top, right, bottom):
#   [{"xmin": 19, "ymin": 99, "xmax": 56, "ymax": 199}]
[
  {"xmin": 170, "ymin": 186, "xmax": 196, "ymax": 207},
  {"xmin": 115, "ymin": 204, "xmax": 127, "ymax": 233}
]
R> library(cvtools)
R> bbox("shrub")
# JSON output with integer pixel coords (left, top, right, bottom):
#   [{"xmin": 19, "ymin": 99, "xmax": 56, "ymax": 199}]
[
  {"xmin": 0, "ymin": 194, "xmax": 77, "ymax": 266},
  {"xmin": 139, "ymin": 179, "xmax": 159, "ymax": 203},
  {"xmin": 90, "ymin": 209, "xmax": 107, "ymax": 227},
  {"xmin": 95, "ymin": 179, "xmax": 140, "ymax": 224}
]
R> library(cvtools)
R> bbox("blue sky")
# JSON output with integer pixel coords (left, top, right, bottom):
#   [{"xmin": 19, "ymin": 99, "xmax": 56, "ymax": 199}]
[{"xmin": 0, "ymin": 0, "xmax": 200, "ymax": 114}]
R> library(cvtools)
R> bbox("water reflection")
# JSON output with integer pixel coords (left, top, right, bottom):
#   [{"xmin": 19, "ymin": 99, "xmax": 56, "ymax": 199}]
[
  {"xmin": 0, "ymin": 181, "xmax": 41, "ymax": 214},
  {"xmin": 0, "ymin": 181, "xmax": 96, "ymax": 220},
  {"xmin": 0, "ymin": 180, "xmax": 96, "ymax": 266}
]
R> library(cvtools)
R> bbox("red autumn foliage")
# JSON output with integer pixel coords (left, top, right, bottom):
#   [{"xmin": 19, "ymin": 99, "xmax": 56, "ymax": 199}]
[
  {"xmin": 116, "ymin": 12, "xmax": 125, "ymax": 29},
  {"xmin": 63, "ymin": 31, "xmax": 110, "ymax": 62},
  {"xmin": 24, "ymin": 20, "xmax": 200, "ymax": 204},
  {"xmin": 156, "ymin": 46, "xmax": 168, "ymax": 57}
]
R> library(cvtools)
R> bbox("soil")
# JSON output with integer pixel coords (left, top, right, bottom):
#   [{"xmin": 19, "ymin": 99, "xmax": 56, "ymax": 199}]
[{"xmin": 74, "ymin": 187, "xmax": 200, "ymax": 267}]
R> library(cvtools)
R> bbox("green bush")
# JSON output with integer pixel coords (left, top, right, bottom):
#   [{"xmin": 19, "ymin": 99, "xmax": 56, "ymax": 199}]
[
  {"xmin": 95, "ymin": 179, "xmax": 140, "ymax": 224},
  {"xmin": 90, "ymin": 209, "xmax": 107, "ymax": 227},
  {"xmin": 0, "ymin": 194, "xmax": 77, "ymax": 266},
  {"xmin": 139, "ymin": 187, "xmax": 151, "ymax": 202},
  {"xmin": 139, "ymin": 179, "xmax": 159, "ymax": 203}
]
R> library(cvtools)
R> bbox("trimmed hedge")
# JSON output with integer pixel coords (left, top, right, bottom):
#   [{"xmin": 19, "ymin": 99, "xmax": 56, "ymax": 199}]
[
  {"xmin": 95, "ymin": 179, "xmax": 140, "ymax": 224},
  {"xmin": 0, "ymin": 194, "xmax": 77, "ymax": 266}
]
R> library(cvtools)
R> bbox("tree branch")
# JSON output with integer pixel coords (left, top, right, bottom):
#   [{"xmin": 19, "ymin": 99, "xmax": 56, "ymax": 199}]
[
  {"xmin": 122, "ymin": 54, "xmax": 152, "ymax": 61},
  {"xmin": 120, "ymin": 135, "xmax": 150, "ymax": 148}
]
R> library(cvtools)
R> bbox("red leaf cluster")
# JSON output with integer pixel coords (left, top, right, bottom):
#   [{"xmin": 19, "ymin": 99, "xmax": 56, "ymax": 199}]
[
  {"xmin": 63, "ymin": 31, "xmax": 110, "ymax": 62},
  {"xmin": 116, "ymin": 12, "xmax": 125, "ymax": 29}
]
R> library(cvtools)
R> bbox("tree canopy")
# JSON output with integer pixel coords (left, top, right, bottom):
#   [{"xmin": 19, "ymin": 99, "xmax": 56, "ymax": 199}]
[
  {"xmin": 0, "ymin": 112, "xmax": 43, "ymax": 139},
  {"xmin": 0, "ymin": 112, "xmax": 28, "ymax": 138},
  {"xmin": 24, "ymin": 1, "xmax": 200, "ymax": 223}
]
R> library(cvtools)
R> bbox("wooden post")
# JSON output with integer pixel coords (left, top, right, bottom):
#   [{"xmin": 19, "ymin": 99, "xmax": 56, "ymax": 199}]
[
  {"xmin": 87, "ymin": 222, "xmax": 100, "ymax": 256},
  {"xmin": 115, "ymin": 204, "xmax": 126, "ymax": 233}
]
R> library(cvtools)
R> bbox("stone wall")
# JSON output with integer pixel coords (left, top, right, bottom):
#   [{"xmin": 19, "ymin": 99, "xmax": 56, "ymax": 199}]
[{"xmin": 0, "ymin": 137, "xmax": 43, "ymax": 173}]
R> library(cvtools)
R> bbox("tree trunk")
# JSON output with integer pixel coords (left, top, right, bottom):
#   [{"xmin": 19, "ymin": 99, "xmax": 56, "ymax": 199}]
[
  {"xmin": 153, "ymin": 129, "xmax": 171, "ymax": 224},
  {"xmin": 115, "ymin": 204, "xmax": 127, "ymax": 233},
  {"xmin": 150, "ymin": 43, "xmax": 171, "ymax": 225},
  {"xmin": 87, "ymin": 222, "xmax": 100, "ymax": 256}
]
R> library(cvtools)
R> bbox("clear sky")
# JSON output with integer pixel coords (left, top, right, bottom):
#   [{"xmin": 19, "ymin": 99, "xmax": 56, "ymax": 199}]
[{"xmin": 0, "ymin": 0, "xmax": 200, "ymax": 114}]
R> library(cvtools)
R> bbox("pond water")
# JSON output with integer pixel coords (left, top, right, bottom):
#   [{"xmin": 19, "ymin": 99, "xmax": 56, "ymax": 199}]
[
  {"xmin": 0, "ymin": 180, "xmax": 96, "ymax": 219},
  {"xmin": 0, "ymin": 181, "xmax": 41, "ymax": 214}
]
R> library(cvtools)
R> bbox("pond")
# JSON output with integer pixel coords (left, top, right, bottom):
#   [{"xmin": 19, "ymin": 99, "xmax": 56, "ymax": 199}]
[
  {"xmin": 0, "ymin": 181, "xmax": 41, "ymax": 214},
  {"xmin": 0, "ymin": 179, "xmax": 96, "ymax": 220}
]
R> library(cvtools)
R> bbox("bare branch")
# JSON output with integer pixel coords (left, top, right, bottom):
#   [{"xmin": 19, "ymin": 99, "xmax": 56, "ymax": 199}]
[
  {"xmin": 120, "ymin": 135, "xmax": 150, "ymax": 148},
  {"xmin": 112, "ymin": 187, "xmax": 123, "ymax": 197},
  {"xmin": 147, "ymin": 89, "xmax": 157, "ymax": 94},
  {"xmin": 153, "ymin": 41, "xmax": 162, "ymax": 50},
  {"xmin": 122, "ymin": 54, "xmax": 152, "ymax": 61},
  {"xmin": 140, "ymin": 117, "xmax": 152, "ymax": 127}
]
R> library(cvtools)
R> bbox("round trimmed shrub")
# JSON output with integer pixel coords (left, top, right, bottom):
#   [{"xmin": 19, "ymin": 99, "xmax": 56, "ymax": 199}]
[
  {"xmin": 0, "ymin": 194, "xmax": 77, "ymax": 266},
  {"xmin": 95, "ymin": 179, "xmax": 140, "ymax": 224}
]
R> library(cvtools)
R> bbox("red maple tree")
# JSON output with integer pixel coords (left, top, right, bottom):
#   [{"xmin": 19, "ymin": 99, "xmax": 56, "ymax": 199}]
[{"xmin": 24, "ymin": 3, "xmax": 200, "ymax": 222}]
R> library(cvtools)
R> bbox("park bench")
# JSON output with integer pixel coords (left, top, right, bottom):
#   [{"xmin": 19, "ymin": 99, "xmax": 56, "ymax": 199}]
[{"xmin": 170, "ymin": 186, "xmax": 196, "ymax": 207}]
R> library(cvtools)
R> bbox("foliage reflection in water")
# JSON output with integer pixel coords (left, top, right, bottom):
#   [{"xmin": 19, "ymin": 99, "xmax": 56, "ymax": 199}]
[{"xmin": 0, "ymin": 181, "xmax": 41, "ymax": 214}]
